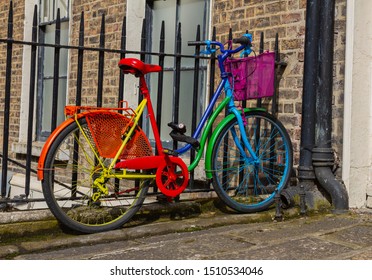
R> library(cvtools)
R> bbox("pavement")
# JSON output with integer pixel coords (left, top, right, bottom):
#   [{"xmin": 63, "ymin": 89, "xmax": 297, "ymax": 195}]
[{"xmin": 1, "ymin": 197, "xmax": 372, "ymax": 260}]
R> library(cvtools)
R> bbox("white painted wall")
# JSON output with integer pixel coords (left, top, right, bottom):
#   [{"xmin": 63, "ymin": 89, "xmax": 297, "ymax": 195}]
[{"xmin": 343, "ymin": 0, "xmax": 372, "ymax": 208}]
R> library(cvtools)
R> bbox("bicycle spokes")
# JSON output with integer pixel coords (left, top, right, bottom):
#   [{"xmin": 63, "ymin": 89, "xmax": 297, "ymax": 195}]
[{"xmin": 156, "ymin": 156, "xmax": 189, "ymax": 197}]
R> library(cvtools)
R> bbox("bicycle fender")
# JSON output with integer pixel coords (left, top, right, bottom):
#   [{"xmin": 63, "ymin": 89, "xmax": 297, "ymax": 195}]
[
  {"xmin": 204, "ymin": 107, "xmax": 266, "ymax": 179},
  {"xmin": 37, "ymin": 111, "xmax": 101, "ymax": 181}
]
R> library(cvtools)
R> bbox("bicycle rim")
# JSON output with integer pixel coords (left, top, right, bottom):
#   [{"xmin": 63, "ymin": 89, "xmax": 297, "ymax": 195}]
[
  {"xmin": 42, "ymin": 117, "xmax": 150, "ymax": 233},
  {"xmin": 211, "ymin": 111, "xmax": 293, "ymax": 213}
]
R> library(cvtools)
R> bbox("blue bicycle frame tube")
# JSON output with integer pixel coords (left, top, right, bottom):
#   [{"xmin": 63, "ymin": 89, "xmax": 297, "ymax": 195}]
[
  {"xmin": 175, "ymin": 42, "xmax": 247, "ymax": 155},
  {"xmin": 176, "ymin": 77, "xmax": 227, "ymax": 154}
]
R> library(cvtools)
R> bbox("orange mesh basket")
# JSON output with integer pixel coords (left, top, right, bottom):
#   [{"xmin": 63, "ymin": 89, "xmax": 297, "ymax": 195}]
[{"xmin": 85, "ymin": 111, "xmax": 152, "ymax": 159}]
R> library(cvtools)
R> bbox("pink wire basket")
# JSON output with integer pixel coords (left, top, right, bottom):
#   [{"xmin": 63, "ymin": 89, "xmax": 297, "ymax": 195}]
[{"xmin": 224, "ymin": 51, "xmax": 276, "ymax": 101}]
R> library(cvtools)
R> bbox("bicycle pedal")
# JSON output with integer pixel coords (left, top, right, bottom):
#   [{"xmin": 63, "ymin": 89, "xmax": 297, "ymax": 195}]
[{"xmin": 169, "ymin": 131, "xmax": 200, "ymax": 148}]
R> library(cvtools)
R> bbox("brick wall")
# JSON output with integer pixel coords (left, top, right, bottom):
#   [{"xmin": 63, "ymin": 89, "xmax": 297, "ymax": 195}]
[
  {"xmin": 0, "ymin": 1, "xmax": 24, "ymax": 167},
  {"xmin": 212, "ymin": 0, "xmax": 346, "ymax": 168}
]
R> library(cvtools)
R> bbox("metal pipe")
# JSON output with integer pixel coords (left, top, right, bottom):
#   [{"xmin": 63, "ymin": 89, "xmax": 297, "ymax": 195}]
[
  {"xmin": 313, "ymin": 0, "xmax": 348, "ymax": 213},
  {"xmin": 296, "ymin": 0, "xmax": 320, "ymax": 213}
]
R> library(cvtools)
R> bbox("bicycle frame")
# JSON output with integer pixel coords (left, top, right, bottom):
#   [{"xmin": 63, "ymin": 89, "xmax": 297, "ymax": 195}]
[
  {"xmin": 38, "ymin": 37, "xmax": 264, "ymax": 187},
  {"xmin": 36, "ymin": 34, "xmax": 293, "ymax": 234}
]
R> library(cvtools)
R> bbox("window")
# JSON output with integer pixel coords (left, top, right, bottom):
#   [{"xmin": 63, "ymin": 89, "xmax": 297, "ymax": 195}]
[
  {"xmin": 37, "ymin": 0, "xmax": 69, "ymax": 140},
  {"xmin": 146, "ymin": 0, "xmax": 210, "ymax": 145}
]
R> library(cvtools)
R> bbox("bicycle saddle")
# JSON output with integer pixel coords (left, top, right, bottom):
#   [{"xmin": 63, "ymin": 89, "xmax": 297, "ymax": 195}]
[{"xmin": 118, "ymin": 58, "xmax": 162, "ymax": 76}]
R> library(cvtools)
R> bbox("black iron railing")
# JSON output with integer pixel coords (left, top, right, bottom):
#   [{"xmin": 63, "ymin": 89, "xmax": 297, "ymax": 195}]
[{"xmin": 0, "ymin": 1, "xmax": 282, "ymax": 205}]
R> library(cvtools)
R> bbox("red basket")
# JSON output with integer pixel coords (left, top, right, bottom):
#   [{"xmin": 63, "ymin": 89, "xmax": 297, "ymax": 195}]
[{"xmin": 224, "ymin": 51, "xmax": 275, "ymax": 101}]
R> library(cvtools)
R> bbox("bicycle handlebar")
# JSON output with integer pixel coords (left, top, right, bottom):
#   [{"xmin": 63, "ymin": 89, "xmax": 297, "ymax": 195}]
[{"xmin": 188, "ymin": 34, "xmax": 252, "ymax": 56}]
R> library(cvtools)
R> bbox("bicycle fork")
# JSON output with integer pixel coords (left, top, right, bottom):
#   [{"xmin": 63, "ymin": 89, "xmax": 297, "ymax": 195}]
[{"xmin": 229, "ymin": 107, "xmax": 259, "ymax": 165}]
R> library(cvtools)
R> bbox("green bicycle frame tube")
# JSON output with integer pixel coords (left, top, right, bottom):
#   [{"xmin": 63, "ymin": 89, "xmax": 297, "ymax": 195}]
[
  {"xmin": 188, "ymin": 96, "xmax": 231, "ymax": 172},
  {"xmin": 186, "ymin": 95, "xmax": 266, "ymax": 178},
  {"xmin": 204, "ymin": 106, "xmax": 266, "ymax": 179}
]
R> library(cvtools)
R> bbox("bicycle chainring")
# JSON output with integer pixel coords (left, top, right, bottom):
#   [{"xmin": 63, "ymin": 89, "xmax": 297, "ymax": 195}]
[{"xmin": 156, "ymin": 157, "xmax": 189, "ymax": 197}]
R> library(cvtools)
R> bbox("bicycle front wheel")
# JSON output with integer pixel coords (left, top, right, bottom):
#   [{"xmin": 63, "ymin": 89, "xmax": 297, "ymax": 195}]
[
  {"xmin": 42, "ymin": 116, "xmax": 151, "ymax": 234},
  {"xmin": 211, "ymin": 111, "xmax": 293, "ymax": 213}
]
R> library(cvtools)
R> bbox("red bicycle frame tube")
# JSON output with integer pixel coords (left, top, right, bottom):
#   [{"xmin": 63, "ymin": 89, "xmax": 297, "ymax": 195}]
[{"xmin": 138, "ymin": 75, "xmax": 165, "ymax": 157}]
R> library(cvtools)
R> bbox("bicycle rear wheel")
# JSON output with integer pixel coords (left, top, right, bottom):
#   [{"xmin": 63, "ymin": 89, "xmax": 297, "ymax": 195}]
[
  {"xmin": 41, "ymin": 116, "xmax": 151, "ymax": 233},
  {"xmin": 211, "ymin": 110, "xmax": 293, "ymax": 213}
]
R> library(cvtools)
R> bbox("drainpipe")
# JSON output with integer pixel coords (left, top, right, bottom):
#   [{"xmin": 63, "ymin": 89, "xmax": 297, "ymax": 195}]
[
  {"xmin": 312, "ymin": 0, "xmax": 348, "ymax": 213},
  {"xmin": 281, "ymin": 0, "xmax": 319, "ymax": 211}
]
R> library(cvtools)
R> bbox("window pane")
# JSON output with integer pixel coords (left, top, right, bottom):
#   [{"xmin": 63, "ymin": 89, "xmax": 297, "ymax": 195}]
[
  {"xmin": 152, "ymin": 1, "xmax": 176, "ymax": 67},
  {"xmin": 41, "ymin": 79, "xmax": 53, "ymax": 133},
  {"xmin": 41, "ymin": 0, "xmax": 69, "ymax": 22},
  {"xmin": 179, "ymin": 0, "xmax": 206, "ymax": 66},
  {"xmin": 41, "ymin": 78, "xmax": 67, "ymax": 133},
  {"xmin": 43, "ymin": 22, "xmax": 68, "ymax": 77},
  {"xmin": 57, "ymin": 0, "xmax": 69, "ymax": 19},
  {"xmin": 59, "ymin": 21, "xmax": 69, "ymax": 75},
  {"xmin": 43, "ymin": 25, "xmax": 55, "ymax": 77}
]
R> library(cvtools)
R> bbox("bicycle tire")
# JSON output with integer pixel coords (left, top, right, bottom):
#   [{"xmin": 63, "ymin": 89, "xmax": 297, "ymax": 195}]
[
  {"xmin": 41, "ymin": 116, "xmax": 150, "ymax": 233},
  {"xmin": 211, "ymin": 110, "xmax": 293, "ymax": 213}
]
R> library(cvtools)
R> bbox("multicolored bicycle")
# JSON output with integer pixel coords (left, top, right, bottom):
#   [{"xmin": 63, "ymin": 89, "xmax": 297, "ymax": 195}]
[{"xmin": 37, "ymin": 34, "xmax": 293, "ymax": 233}]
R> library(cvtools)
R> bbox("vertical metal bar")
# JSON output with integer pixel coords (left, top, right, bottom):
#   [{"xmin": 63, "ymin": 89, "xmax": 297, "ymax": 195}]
[
  {"xmin": 259, "ymin": 32, "xmax": 264, "ymax": 53},
  {"xmin": 135, "ymin": 19, "xmax": 147, "ymax": 193},
  {"xmin": 172, "ymin": 22, "xmax": 182, "ymax": 151},
  {"xmin": 273, "ymin": 33, "xmax": 279, "ymax": 116},
  {"xmin": 207, "ymin": 27, "xmax": 216, "ymax": 142},
  {"xmin": 253, "ymin": 33, "xmax": 265, "ymax": 147},
  {"xmin": 115, "ymin": 16, "xmax": 126, "ymax": 191},
  {"xmin": 118, "ymin": 16, "xmax": 126, "ymax": 104},
  {"xmin": 204, "ymin": 27, "xmax": 216, "ymax": 191},
  {"xmin": 139, "ymin": 18, "xmax": 146, "ymax": 108},
  {"xmin": 51, "ymin": 9, "xmax": 61, "ymax": 131},
  {"xmin": 97, "ymin": 13, "xmax": 105, "ymax": 107},
  {"xmin": 256, "ymin": 32, "xmax": 264, "ymax": 109},
  {"xmin": 241, "ymin": 29, "xmax": 249, "ymax": 109},
  {"xmin": 156, "ymin": 21, "xmax": 165, "ymax": 135},
  {"xmin": 228, "ymin": 28, "xmax": 233, "ymax": 50},
  {"xmin": 72, "ymin": 11, "xmax": 85, "ymax": 196},
  {"xmin": 239, "ymin": 29, "xmax": 249, "ymax": 188},
  {"xmin": 140, "ymin": 18, "xmax": 147, "ymax": 63},
  {"xmin": 76, "ymin": 12, "xmax": 84, "ymax": 107},
  {"xmin": 208, "ymin": 27, "xmax": 216, "ymax": 106},
  {"xmin": 1, "ymin": 1, "xmax": 13, "ymax": 198},
  {"xmin": 273, "ymin": 32, "xmax": 281, "ymax": 220},
  {"xmin": 253, "ymin": 32, "xmax": 265, "ymax": 185},
  {"xmin": 222, "ymin": 28, "xmax": 233, "ymax": 188},
  {"xmin": 189, "ymin": 25, "xmax": 201, "ymax": 189},
  {"xmin": 25, "ymin": 5, "xmax": 38, "ymax": 197}
]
